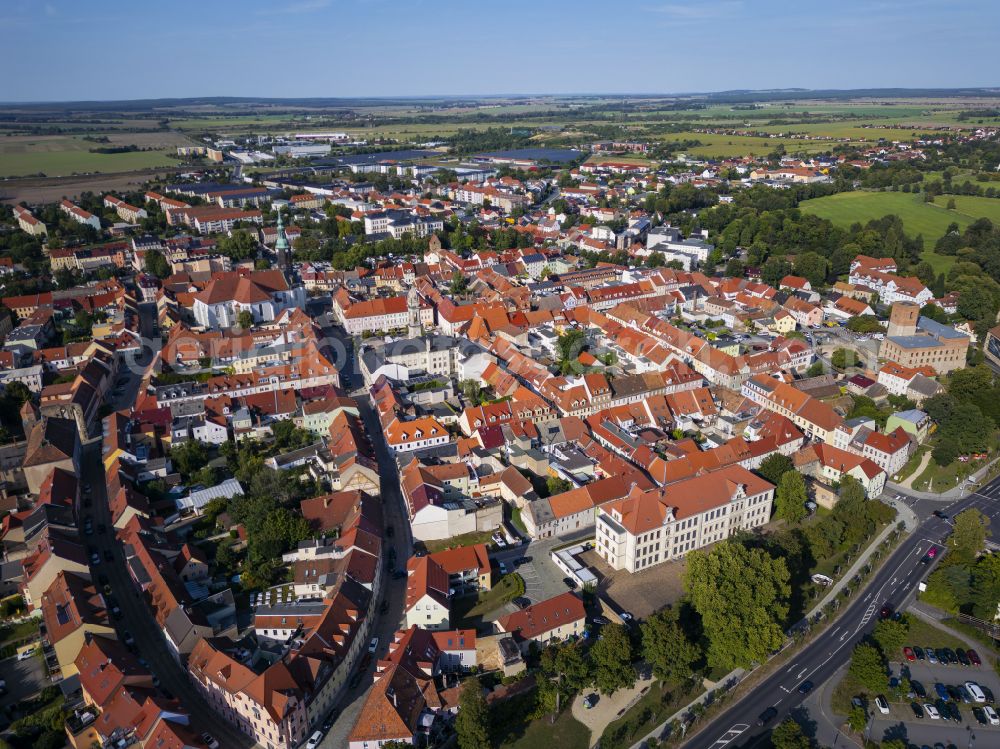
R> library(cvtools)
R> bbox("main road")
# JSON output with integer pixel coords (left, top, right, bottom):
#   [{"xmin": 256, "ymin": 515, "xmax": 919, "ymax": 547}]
[{"xmin": 681, "ymin": 476, "xmax": 1000, "ymax": 749}]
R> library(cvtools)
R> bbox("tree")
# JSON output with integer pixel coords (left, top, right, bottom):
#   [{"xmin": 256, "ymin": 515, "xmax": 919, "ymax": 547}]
[
  {"xmin": 449, "ymin": 270, "xmax": 469, "ymax": 296},
  {"xmin": 546, "ymin": 476, "xmax": 572, "ymax": 496},
  {"xmin": 590, "ymin": 623, "xmax": 636, "ymax": 695},
  {"xmin": 556, "ymin": 329, "xmax": 588, "ymax": 375},
  {"xmin": 170, "ymin": 440, "xmax": 208, "ymax": 477},
  {"xmin": 237, "ymin": 310, "xmax": 254, "ymax": 330},
  {"xmin": 641, "ymin": 607, "xmax": 701, "ymax": 684},
  {"xmin": 847, "ymin": 705, "xmax": 868, "ymax": 732},
  {"xmin": 949, "ymin": 508, "xmax": 990, "ymax": 565},
  {"xmin": 793, "ymin": 251, "xmax": 830, "ymax": 287},
  {"xmin": 830, "ymin": 348, "xmax": 853, "ymax": 370},
  {"xmin": 554, "ymin": 644, "xmax": 593, "ymax": 697},
  {"xmin": 143, "ymin": 249, "xmax": 170, "ymax": 278},
  {"xmin": 770, "ymin": 719, "xmax": 811, "ymax": 749},
  {"xmin": 685, "ymin": 541, "xmax": 790, "ymax": 671},
  {"xmin": 805, "ymin": 360, "xmax": 824, "ymax": 377},
  {"xmin": 757, "ymin": 453, "xmax": 794, "ymax": 485},
  {"xmin": 872, "ymin": 618, "xmax": 908, "ymax": 657},
  {"xmin": 774, "ymin": 471, "xmax": 808, "ymax": 523},
  {"xmin": 455, "ymin": 677, "xmax": 490, "ymax": 749},
  {"xmin": 848, "ymin": 642, "xmax": 887, "ymax": 693}
]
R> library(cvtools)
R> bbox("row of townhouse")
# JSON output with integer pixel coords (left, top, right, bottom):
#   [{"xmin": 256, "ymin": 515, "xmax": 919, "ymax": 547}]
[
  {"xmin": 60, "ymin": 199, "xmax": 101, "ymax": 230},
  {"xmin": 103, "ymin": 194, "xmax": 148, "ymax": 223},
  {"xmin": 741, "ymin": 373, "xmax": 844, "ymax": 444}
]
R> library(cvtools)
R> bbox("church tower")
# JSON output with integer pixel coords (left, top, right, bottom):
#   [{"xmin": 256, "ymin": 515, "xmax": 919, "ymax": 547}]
[
  {"xmin": 407, "ymin": 285, "xmax": 422, "ymax": 338},
  {"xmin": 274, "ymin": 206, "xmax": 290, "ymax": 271}
]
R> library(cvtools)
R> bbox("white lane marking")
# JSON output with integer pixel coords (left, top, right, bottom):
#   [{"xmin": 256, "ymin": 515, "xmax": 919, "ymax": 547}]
[{"xmin": 709, "ymin": 724, "xmax": 750, "ymax": 748}]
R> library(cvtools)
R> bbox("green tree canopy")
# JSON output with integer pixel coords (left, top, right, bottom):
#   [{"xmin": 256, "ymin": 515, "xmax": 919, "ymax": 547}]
[
  {"xmin": 848, "ymin": 642, "xmax": 887, "ymax": 693},
  {"xmin": 684, "ymin": 541, "xmax": 791, "ymax": 671},
  {"xmin": 590, "ymin": 623, "xmax": 636, "ymax": 695},
  {"xmin": 770, "ymin": 718, "xmax": 811, "ymax": 749},
  {"xmin": 455, "ymin": 677, "xmax": 490, "ymax": 749},
  {"xmin": 640, "ymin": 607, "xmax": 701, "ymax": 684},
  {"xmin": 872, "ymin": 617, "xmax": 909, "ymax": 657},
  {"xmin": 949, "ymin": 508, "xmax": 990, "ymax": 565},
  {"xmin": 757, "ymin": 453, "xmax": 794, "ymax": 485},
  {"xmin": 774, "ymin": 471, "xmax": 808, "ymax": 523}
]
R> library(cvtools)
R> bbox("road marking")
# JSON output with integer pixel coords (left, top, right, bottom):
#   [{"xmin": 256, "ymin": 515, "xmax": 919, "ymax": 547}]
[
  {"xmin": 785, "ymin": 662, "xmax": 798, "ymax": 673},
  {"xmin": 779, "ymin": 685, "xmax": 790, "ymax": 693},
  {"xmin": 708, "ymin": 724, "xmax": 749, "ymax": 748},
  {"xmin": 797, "ymin": 667, "xmax": 808, "ymax": 679}
]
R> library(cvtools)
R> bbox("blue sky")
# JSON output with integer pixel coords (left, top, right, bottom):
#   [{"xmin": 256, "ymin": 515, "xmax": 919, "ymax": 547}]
[{"xmin": 2, "ymin": 0, "xmax": 996, "ymax": 102}]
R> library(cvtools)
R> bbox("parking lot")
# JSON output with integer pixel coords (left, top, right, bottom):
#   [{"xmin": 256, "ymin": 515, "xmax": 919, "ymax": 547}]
[
  {"xmin": 868, "ymin": 648, "xmax": 1000, "ymax": 746},
  {"xmin": 0, "ymin": 653, "xmax": 48, "ymax": 709}
]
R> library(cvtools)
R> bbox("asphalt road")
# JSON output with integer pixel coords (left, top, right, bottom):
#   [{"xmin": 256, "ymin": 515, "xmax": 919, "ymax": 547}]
[
  {"xmin": 83, "ymin": 441, "xmax": 255, "ymax": 749},
  {"xmin": 681, "ymin": 476, "xmax": 1000, "ymax": 749}
]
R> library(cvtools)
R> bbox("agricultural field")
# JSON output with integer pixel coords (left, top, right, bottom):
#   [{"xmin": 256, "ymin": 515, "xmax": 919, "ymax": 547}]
[
  {"xmin": 657, "ymin": 131, "xmax": 842, "ymax": 157},
  {"xmin": 0, "ymin": 134, "xmax": 181, "ymax": 178}
]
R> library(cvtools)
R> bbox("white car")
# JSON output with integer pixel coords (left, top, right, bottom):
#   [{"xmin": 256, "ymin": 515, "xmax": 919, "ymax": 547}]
[
  {"xmin": 924, "ymin": 703, "xmax": 940, "ymax": 720},
  {"xmin": 368, "ymin": 636, "xmax": 379, "ymax": 654},
  {"xmin": 983, "ymin": 705, "xmax": 999, "ymax": 725},
  {"xmin": 964, "ymin": 681, "xmax": 986, "ymax": 703},
  {"xmin": 16, "ymin": 648, "xmax": 35, "ymax": 661},
  {"xmin": 305, "ymin": 731, "xmax": 324, "ymax": 749},
  {"xmin": 200, "ymin": 733, "xmax": 219, "ymax": 749},
  {"xmin": 874, "ymin": 695, "xmax": 889, "ymax": 714}
]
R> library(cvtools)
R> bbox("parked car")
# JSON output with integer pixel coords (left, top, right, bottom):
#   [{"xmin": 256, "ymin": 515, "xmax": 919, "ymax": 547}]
[
  {"xmin": 513, "ymin": 597, "xmax": 531, "ymax": 609},
  {"xmin": 563, "ymin": 577, "xmax": 577, "ymax": 589},
  {"xmin": 875, "ymin": 695, "xmax": 889, "ymax": 715},
  {"xmin": 368, "ymin": 637, "xmax": 379, "ymax": 654},
  {"xmin": 913, "ymin": 646, "xmax": 925, "ymax": 661},
  {"xmin": 923, "ymin": 703, "xmax": 940, "ymax": 720},
  {"xmin": 973, "ymin": 706, "xmax": 988, "ymax": 725},
  {"xmin": 903, "ymin": 646, "xmax": 916, "ymax": 661},
  {"xmin": 910, "ymin": 680, "xmax": 926, "ymax": 698},
  {"xmin": 926, "ymin": 648, "xmax": 938, "ymax": 664},
  {"xmin": 16, "ymin": 648, "xmax": 35, "ymax": 661},
  {"xmin": 305, "ymin": 731, "xmax": 324, "ymax": 749},
  {"xmin": 910, "ymin": 702, "xmax": 924, "ymax": 719},
  {"xmin": 939, "ymin": 648, "xmax": 957, "ymax": 664},
  {"xmin": 583, "ymin": 694, "xmax": 598, "ymax": 709},
  {"xmin": 983, "ymin": 705, "xmax": 1000, "ymax": 725},
  {"xmin": 968, "ymin": 649, "xmax": 982, "ymax": 666},
  {"xmin": 498, "ymin": 562, "xmax": 508, "ymax": 576},
  {"xmin": 934, "ymin": 683, "xmax": 950, "ymax": 700},
  {"xmin": 200, "ymin": 734, "xmax": 219, "ymax": 749},
  {"xmin": 965, "ymin": 681, "xmax": 987, "ymax": 703},
  {"xmin": 947, "ymin": 701, "xmax": 963, "ymax": 723},
  {"xmin": 955, "ymin": 648, "xmax": 970, "ymax": 667},
  {"xmin": 123, "ymin": 631, "xmax": 135, "ymax": 648}
]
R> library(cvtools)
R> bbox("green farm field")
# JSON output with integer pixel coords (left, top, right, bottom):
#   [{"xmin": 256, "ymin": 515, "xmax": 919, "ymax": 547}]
[
  {"xmin": 0, "ymin": 135, "xmax": 177, "ymax": 178},
  {"xmin": 931, "ymin": 194, "xmax": 1000, "ymax": 224}
]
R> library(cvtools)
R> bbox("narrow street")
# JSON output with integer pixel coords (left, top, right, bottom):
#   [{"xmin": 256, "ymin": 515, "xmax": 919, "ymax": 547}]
[
  {"xmin": 83, "ymin": 441, "xmax": 255, "ymax": 749},
  {"xmin": 318, "ymin": 321, "xmax": 415, "ymax": 749}
]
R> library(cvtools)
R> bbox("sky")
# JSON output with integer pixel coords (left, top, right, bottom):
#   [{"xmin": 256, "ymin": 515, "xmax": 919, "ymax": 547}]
[{"xmin": 1, "ymin": 0, "xmax": 997, "ymax": 102}]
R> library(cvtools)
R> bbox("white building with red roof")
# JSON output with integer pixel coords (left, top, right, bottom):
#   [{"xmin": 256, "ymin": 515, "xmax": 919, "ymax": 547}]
[{"xmin": 192, "ymin": 269, "xmax": 305, "ymax": 328}]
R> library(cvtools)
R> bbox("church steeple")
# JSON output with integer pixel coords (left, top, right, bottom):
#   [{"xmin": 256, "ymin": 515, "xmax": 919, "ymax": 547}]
[{"xmin": 274, "ymin": 206, "xmax": 290, "ymax": 270}]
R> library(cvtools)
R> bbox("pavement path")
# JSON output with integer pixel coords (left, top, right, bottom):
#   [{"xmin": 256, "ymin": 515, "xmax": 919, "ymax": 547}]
[{"xmin": 899, "ymin": 449, "xmax": 931, "ymax": 490}]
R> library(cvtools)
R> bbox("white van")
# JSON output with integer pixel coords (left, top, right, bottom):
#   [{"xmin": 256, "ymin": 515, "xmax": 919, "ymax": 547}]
[{"xmin": 305, "ymin": 731, "xmax": 324, "ymax": 749}]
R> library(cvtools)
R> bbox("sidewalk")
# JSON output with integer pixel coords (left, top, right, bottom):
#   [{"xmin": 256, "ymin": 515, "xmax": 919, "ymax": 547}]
[
  {"xmin": 805, "ymin": 495, "xmax": 917, "ymax": 621},
  {"xmin": 887, "ymin": 455, "xmax": 1000, "ymax": 501},
  {"xmin": 571, "ymin": 667, "xmax": 654, "ymax": 745}
]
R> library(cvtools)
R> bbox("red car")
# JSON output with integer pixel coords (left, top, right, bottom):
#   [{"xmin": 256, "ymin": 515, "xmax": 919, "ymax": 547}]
[
  {"xmin": 927, "ymin": 547, "xmax": 938, "ymax": 558},
  {"xmin": 968, "ymin": 649, "xmax": 982, "ymax": 666},
  {"xmin": 903, "ymin": 646, "xmax": 916, "ymax": 662}
]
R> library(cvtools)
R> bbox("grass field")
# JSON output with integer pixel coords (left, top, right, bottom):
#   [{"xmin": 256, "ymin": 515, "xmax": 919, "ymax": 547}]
[
  {"xmin": 0, "ymin": 135, "xmax": 177, "ymax": 177},
  {"xmin": 931, "ymin": 194, "xmax": 1000, "ymax": 224},
  {"xmin": 658, "ymin": 131, "xmax": 850, "ymax": 157},
  {"xmin": 499, "ymin": 707, "xmax": 590, "ymax": 749},
  {"xmin": 799, "ymin": 190, "xmax": 976, "ymax": 273}
]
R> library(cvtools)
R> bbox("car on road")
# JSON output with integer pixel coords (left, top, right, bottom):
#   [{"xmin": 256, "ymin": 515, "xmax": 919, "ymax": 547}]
[
  {"xmin": 933, "ymin": 510, "xmax": 948, "ymax": 519},
  {"xmin": 348, "ymin": 671, "xmax": 364, "ymax": 690},
  {"xmin": 926, "ymin": 546, "xmax": 937, "ymax": 558},
  {"xmin": 984, "ymin": 705, "xmax": 1000, "ymax": 725},
  {"xmin": 379, "ymin": 599, "xmax": 389, "ymax": 615},
  {"xmin": 910, "ymin": 702, "xmax": 924, "ymax": 719},
  {"xmin": 879, "ymin": 604, "xmax": 893, "ymax": 619},
  {"xmin": 798, "ymin": 680, "xmax": 813, "ymax": 694},
  {"xmin": 620, "ymin": 611, "xmax": 634, "ymax": 622},
  {"xmin": 968, "ymin": 649, "xmax": 982, "ymax": 666},
  {"xmin": 321, "ymin": 709, "xmax": 339, "ymax": 732},
  {"xmin": 924, "ymin": 703, "xmax": 940, "ymax": 719},
  {"xmin": 200, "ymin": 733, "xmax": 219, "ymax": 749},
  {"xmin": 875, "ymin": 695, "xmax": 889, "ymax": 714},
  {"xmin": 392, "ymin": 570, "xmax": 406, "ymax": 580},
  {"xmin": 305, "ymin": 730, "xmax": 324, "ymax": 749},
  {"xmin": 756, "ymin": 707, "xmax": 778, "ymax": 726},
  {"xmin": 903, "ymin": 646, "xmax": 915, "ymax": 661},
  {"xmin": 368, "ymin": 636, "xmax": 379, "ymax": 654}
]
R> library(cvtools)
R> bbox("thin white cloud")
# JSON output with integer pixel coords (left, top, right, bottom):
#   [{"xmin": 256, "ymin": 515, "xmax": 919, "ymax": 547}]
[{"xmin": 644, "ymin": 1, "xmax": 743, "ymax": 20}]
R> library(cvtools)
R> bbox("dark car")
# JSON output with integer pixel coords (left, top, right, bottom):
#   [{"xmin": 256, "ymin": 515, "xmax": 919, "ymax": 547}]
[
  {"xmin": 322, "ymin": 709, "xmax": 339, "ymax": 732},
  {"xmin": 946, "ymin": 685, "xmax": 963, "ymax": 702},
  {"xmin": 514, "ymin": 556, "xmax": 531, "ymax": 566},
  {"xmin": 913, "ymin": 646, "xmax": 925, "ymax": 661},
  {"xmin": 911, "ymin": 680, "xmax": 927, "ymax": 698},
  {"xmin": 933, "ymin": 510, "xmax": 948, "ymax": 519},
  {"xmin": 935, "ymin": 683, "xmax": 950, "ymax": 700},
  {"xmin": 973, "ymin": 706, "xmax": 988, "ymax": 725},
  {"xmin": 981, "ymin": 685, "xmax": 995, "ymax": 703},
  {"xmin": 798, "ymin": 680, "xmax": 814, "ymax": 695},
  {"xmin": 757, "ymin": 707, "xmax": 778, "ymax": 726},
  {"xmin": 563, "ymin": 577, "xmax": 577, "ymax": 589},
  {"xmin": 513, "ymin": 597, "xmax": 531, "ymax": 609},
  {"xmin": 967, "ymin": 649, "xmax": 982, "ymax": 667},
  {"xmin": 955, "ymin": 649, "xmax": 970, "ymax": 667},
  {"xmin": 880, "ymin": 604, "xmax": 893, "ymax": 619},
  {"xmin": 911, "ymin": 702, "xmax": 924, "ymax": 719},
  {"xmin": 941, "ymin": 648, "xmax": 957, "ymax": 664},
  {"xmin": 379, "ymin": 600, "xmax": 389, "ymax": 614},
  {"xmin": 937, "ymin": 649, "xmax": 952, "ymax": 665},
  {"xmin": 948, "ymin": 701, "xmax": 963, "ymax": 723}
]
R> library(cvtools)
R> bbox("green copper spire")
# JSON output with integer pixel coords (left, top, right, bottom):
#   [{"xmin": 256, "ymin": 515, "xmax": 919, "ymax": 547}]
[{"xmin": 274, "ymin": 206, "xmax": 289, "ymax": 254}]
